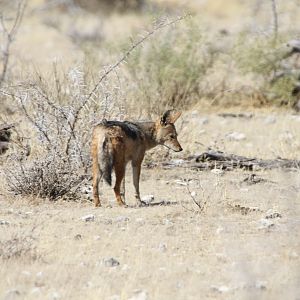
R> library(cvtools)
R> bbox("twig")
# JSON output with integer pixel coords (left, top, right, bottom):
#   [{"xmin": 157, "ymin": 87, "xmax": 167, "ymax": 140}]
[
  {"xmin": 0, "ymin": 0, "xmax": 27, "ymax": 87},
  {"xmin": 270, "ymin": 0, "xmax": 278, "ymax": 43}
]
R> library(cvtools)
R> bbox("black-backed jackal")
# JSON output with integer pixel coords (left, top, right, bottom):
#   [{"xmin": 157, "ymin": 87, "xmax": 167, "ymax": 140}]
[{"xmin": 91, "ymin": 110, "xmax": 182, "ymax": 207}]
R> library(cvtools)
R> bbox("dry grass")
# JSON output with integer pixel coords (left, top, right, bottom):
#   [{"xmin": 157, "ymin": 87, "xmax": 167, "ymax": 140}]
[{"xmin": 1, "ymin": 111, "xmax": 300, "ymax": 300}]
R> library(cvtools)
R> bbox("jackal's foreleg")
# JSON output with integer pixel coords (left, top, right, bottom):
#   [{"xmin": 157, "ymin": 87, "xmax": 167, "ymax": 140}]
[
  {"xmin": 132, "ymin": 160, "xmax": 144, "ymax": 206},
  {"xmin": 120, "ymin": 178, "xmax": 126, "ymax": 203}
]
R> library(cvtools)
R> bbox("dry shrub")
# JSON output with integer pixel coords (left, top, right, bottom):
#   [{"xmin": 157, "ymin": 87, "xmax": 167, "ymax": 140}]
[
  {"xmin": 126, "ymin": 20, "xmax": 219, "ymax": 113},
  {"xmin": 233, "ymin": 33, "xmax": 298, "ymax": 106},
  {"xmin": 3, "ymin": 66, "xmax": 125, "ymax": 201}
]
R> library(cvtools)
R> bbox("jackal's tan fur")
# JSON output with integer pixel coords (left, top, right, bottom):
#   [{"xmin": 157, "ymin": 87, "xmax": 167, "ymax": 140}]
[{"xmin": 91, "ymin": 110, "xmax": 182, "ymax": 207}]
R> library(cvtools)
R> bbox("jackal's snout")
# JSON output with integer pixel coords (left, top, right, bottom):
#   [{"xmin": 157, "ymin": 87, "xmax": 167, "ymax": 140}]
[{"xmin": 165, "ymin": 139, "xmax": 183, "ymax": 152}]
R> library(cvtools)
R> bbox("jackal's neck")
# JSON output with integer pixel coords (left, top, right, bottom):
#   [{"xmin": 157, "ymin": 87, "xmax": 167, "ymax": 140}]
[{"xmin": 138, "ymin": 121, "xmax": 159, "ymax": 150}]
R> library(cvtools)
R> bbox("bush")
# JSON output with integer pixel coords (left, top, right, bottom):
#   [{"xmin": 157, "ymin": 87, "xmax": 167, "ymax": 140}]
[
  {"xmin": 233, "ymin": 33, "xmax": 298, "ymax": 106},
  {"xmin": 125, "ymin": 20, "xmax": 220, "ymax": 113},
  {"xmin": 3, "ymin": 66, "xmax": 125, "ymax": 201}
]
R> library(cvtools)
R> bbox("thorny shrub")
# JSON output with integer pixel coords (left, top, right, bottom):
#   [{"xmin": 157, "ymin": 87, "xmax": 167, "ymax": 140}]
[{"xmin": 3, "ymin": 66, "xmax": 126, "ymax": 200}]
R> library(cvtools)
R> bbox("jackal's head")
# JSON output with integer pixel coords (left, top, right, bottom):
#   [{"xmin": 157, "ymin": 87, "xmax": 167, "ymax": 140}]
[{"xmin": 155, "ymin": 110, "xmax": 183, "ymax": 152}]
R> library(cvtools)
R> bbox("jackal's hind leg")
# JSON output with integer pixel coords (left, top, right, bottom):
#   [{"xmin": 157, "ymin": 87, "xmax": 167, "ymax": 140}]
[
  {"xmin": 93, "ymin": 167, "xmax": 102, "ymax": 207},
  {"xmin": 114, "ymin": 158, "xmax": 127, "ymax": 207}
]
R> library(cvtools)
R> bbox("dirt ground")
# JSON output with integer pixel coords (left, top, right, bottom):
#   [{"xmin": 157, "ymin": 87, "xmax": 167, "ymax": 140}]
[{"xmin": 1, "ymin": 111, "xmax": 300, "ymax": 300}]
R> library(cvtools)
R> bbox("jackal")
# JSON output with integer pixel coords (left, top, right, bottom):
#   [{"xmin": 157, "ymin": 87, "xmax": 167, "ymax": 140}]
[{"xmin": 91, "ymin": 109, "xmax": 182, "ymax": 207}]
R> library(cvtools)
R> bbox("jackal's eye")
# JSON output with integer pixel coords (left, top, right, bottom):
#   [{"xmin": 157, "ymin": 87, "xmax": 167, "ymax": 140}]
[{"xmin": 170, "ymin": 134, "xmax": 175, "ymax": 139}]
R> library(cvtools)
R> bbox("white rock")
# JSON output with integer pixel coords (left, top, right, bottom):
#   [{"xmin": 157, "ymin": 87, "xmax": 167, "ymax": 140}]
[
  {"xmin": 109, "ymin": 296, "xmax": 120, "ymax": 300},
  {"xmin": 211, "ymin": 169, "xmax": 224, "ymax": 175},
  {"xmin": 257, "ymin": 218, "xmax": 275, "ymax": 229},
  {"xmin": 128, "ymin": 290, "xmax": 148, "ymax": 300},
  {"xmin": 169, "ymin": 159, "xmax": 185, "ymax": 166},
  {"xmin": 158, "ymin": 243, "xmax": 167, "ymax": 252},
  {"xmin": 141, "ymin": 195, "xmax": 155, "ymax": 205},
  {"xmin": 21, "ymin": 271, "xmax": 31, "ymax": 276},
  {"xmin": 255, "ymin": 281, "xmax": 267, "ymax": 290},
  {"xmin": 51, "ymin": 292, "xmax": 60, "ymax": 300},
  {"xmin": 0, "ymin": 220, "xmax": 10, "ymax": 225},
  {"xmin": 216, "ymin": 226, "xmax": 224, "ymax": 234},
  {"xmin": 190, "ymin": 191, "xmax": 196, "ymax": 197},
  {"xmin": 226, "ymin": 132, "xmax": 246, "ymax": 141},
  {"xmin": 115, "ymin": 216, "xmax": 129, "ymax": 222},
  {"xmin": 81, "ymin": 214, "xmax": 95, "ymax": 222},
  {"xmin": 174, "ymin": 179, "xmax": 187, "ymax": 186},
  {"xmin": 264, "ymin": 116, "xmax": 276, "ymax": 124},
  {"xmin": 30, "ymin": 287, "xmax": 41, "ymax": 294},
  {"xmin": 211, "ymin": 285, "xmax": 230, "ymax": 293},
  {"xmin": 103, "ymin": 257, "xmax": 120, "ymax": 267},
  {"xmin": 36, "ymin": 271, "xmax": 43, "ymax": 278}
]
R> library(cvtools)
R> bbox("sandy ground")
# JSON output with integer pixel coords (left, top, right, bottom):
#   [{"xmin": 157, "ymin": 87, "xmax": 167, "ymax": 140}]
[{"xmin": 1, "ymin": 111, "xmax": 300, "ymax": 300}]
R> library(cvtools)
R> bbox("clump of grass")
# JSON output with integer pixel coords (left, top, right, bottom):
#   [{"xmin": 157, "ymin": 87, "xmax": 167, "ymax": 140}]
[{"xmin": 0, "ymin": 229, "xmax": 37, "ymax": 261}]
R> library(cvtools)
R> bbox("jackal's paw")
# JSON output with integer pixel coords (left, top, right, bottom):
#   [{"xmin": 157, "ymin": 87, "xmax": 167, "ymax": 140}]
[{"xmin": 136, "ymin": 201, "xmax": 148, "ymax": 208}]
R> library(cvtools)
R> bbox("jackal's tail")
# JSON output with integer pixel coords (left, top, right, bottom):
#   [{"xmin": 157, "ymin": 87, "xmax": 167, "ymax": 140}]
[{"xmin": 99, "ymin": 135, "xmax": 113, "ymax": 186}]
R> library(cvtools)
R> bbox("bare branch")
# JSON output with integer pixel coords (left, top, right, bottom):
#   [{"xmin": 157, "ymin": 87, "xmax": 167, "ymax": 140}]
[{"xmin": 0, "ymin": 0, "xmax": 27, "ymax": 87}]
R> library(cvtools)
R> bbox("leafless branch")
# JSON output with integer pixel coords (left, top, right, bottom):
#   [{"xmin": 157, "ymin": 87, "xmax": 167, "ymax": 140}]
[
  {"xmin": 270, "ymin": 0, "xmax": 278, "ymax": 43},
  {"xmin": 0, "ymin": 0, "xmax": 27, "ymax": 87}
]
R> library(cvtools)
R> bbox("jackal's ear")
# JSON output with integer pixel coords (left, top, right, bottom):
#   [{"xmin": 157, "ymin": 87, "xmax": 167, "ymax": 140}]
[{"xmin": 160, "ymin": 110, "xmax": 182, "ymax": 125}]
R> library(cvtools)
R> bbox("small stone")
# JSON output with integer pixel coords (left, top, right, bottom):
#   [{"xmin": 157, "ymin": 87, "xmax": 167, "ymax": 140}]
[
  {"xmin": 158, "ymin": 243, "xmax": 167, "ymax": 252},
  {"xmin": 135, "ymin": 218, "xmax": 145, "ymax": 225},
  {"xmin": 104, "ymin": 257, "xmax": 120, "ymax": 267},
  {"xmin": 94, "ymin": 235, "xmax": 101, "ymax": 240},
  {"xmin": 255, "ymin": 281, "xmax": 267, "ymax": 290},
  {"xmin": 109, "ymin": 296, "xmax": 120, "ymax": 300},
  {"xmin": 258, "ymin": 218, "xmax": 275, "ymax": 229},
  {"xmin": 115, "ymin": 216, "xmax": 130, "ymax": 223},
  {"xmin": 36, "ymin": 272, "xmax": 43, "ymax": 278},
  {"xmin": 30, "ymin": 287, "xmax": 41, "ymax": 294},
  {"xmin": 169, "ymin": 159, "xmax": 185, "ymax": 166},
  {"xmin": 128, "ymin": 290, "xmax": 148, "ymax": 300},
  {"xmin": 211, "ymin": 285, "xmax": 230, "ymax": 293},
  {"xmin": 51, "ymin": 292, "xmax": 60, "ymax": 300},
  {"xmin": 190, "ymin": 191, "xmax": 196, "ymax": 197},
  {"xmin": 174, "ymin": 180, "xmax": 187, "ymax": 186},
  {"xmin": 81, "ymin": 214, "xmax": 95, "ymax": 222},
  {"xmin": 141, "ymin": 195, "xmax": 155, "ymax": 205},
  {"xmin": 216, "ymin": 226, "xmax": 224, "ymax": 234},
  {"xmin": 74, "ymin": 234, "xmax": 82, "ymax": 240},
  {"xmin": 226, "ymin": 132, "xmax": 246, "ymax": 141},
  {"xmin": 264, "ymin": 116, "xmax": 276, "ymax": 124},
  {"xmin": 0, "ymin": 220, "xmax": 10, "ymax": 225},
  {"xmin": 211, "ymin": 169, "xmax": 224, "ymax": 175}
]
